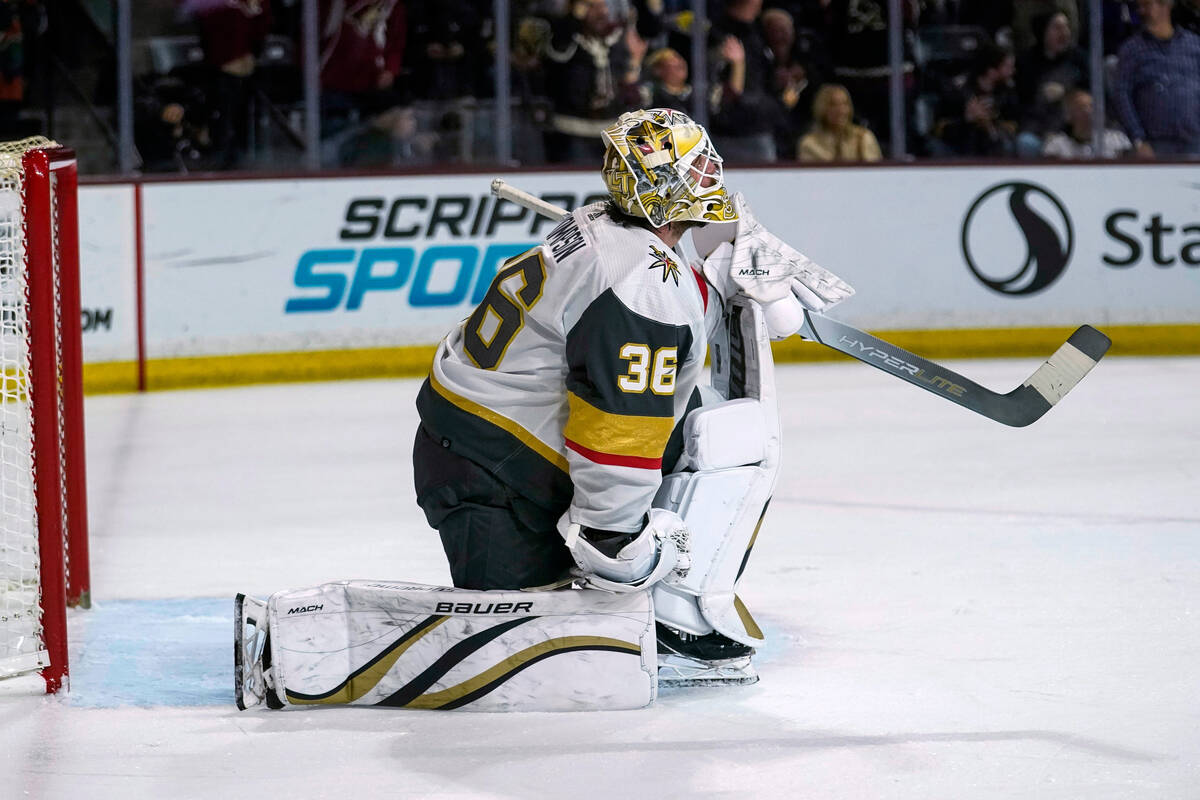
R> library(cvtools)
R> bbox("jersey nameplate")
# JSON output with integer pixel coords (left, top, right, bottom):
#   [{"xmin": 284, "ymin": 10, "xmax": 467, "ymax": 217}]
[{"xmin": 546, "ymin": 216, "xmax": 587, "ymax": 262}]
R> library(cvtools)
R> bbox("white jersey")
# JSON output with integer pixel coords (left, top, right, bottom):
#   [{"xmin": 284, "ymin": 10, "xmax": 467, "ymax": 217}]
[{"xmin": 416, "ymin": 203, "xmax": 717, "ymax": 533}]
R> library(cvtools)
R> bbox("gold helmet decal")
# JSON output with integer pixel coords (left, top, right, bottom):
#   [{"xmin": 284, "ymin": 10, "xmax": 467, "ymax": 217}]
[{"xmin": 602, "ymin": 108, "xmax": 738, "ymax": 228}]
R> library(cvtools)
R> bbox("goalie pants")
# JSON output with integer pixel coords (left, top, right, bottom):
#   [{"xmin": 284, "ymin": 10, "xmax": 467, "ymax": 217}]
[{"xmin": 413, "ymin": 425, "xmax": 575, "ymax": 590}]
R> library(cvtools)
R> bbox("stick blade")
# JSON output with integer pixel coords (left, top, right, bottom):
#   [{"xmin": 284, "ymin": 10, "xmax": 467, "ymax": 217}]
[
  {"xmin": 1012, "ymin": 325, "xmax": 1111, "ymax": 426},
  {"xmin": 802, "ymin": 310, "xmax": 1112, "ymax": 428},
  {"xmin": 1067, "ymin": 324, "xmax": 1113, "ymax": 361}
]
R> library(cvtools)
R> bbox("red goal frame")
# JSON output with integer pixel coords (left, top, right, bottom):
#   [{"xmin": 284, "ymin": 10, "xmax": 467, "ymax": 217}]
[{"xmin": 23, "ymin": 145, "xmax": 90, "ymax": 693}]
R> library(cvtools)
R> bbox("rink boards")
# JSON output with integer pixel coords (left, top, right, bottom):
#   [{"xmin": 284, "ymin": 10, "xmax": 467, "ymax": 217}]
[{"xmin": 76, "ymin": 164, "xmax": 1200, "ymax": 391}]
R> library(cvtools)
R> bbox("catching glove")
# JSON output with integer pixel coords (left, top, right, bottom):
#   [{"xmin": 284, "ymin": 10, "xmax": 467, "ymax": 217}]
[{"xmin": 695, "ymin": 192, "xmax": 854, "ymax": 338}]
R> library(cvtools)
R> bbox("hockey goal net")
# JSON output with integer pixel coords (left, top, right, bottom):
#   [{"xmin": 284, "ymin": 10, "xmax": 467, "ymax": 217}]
[{"xmin": 0, "ymin": 137, "xmax": 89, "ymax": 694}]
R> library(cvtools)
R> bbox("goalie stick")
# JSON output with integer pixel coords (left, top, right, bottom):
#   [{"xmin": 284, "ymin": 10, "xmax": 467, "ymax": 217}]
[
  {"xmin": 794, "ymin": 315, "xmax": 1109, "ymax": 427},
  {"xmin": 490, "ymin": 179, "xmax": 1111, "ymax": 427}
]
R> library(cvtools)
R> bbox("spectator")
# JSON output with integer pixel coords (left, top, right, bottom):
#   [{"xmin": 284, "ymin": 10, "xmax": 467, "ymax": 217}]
[
  {"xmin": 511, "ymin": 12, "xmax": 550, "ymax": 96},
  {"xmin": 509, "ymin": 11, "xmax": 554, "ymax": 148},
  {"xmin": 784, "ymin": 1, "xmax": 835, "ymax": 76},
  {"xmin": 827, "ymin": 0, "xmax": 920, "ymax": 147},
  {"xmin": 630, "ymin": 0, "xmax": 668, "ymax": 43},
  {"xmin": 762, "ymin": 7, "xmax": 797, "ymax": 69},
  {"xmin": 134, "ymin": 75, "xmax": 214, "ymax": 172},
  {"xmin": 1011, "ymin": 0, "xmax": 1080, "ymax": 52},
  {"xmin": 1114, "ymin": 0, "xmax": 1200, "ymax": 157},
  {"xmin": 924, "ymin": 0, "xmax": 1015, "ymax": 42},
  {"xmin": 1015, "ymin": 11, "xmax": 1087, "ymax": 151},
  {"xmin": 1042, "ymin": 88, "xmax": 1132, "ymax": 158},
  {"xmin": 711, "ymin": 0, "xmax": 773, "ymax": 90},
  {"xmin": 797, "ymin": 82, "xmax": 882, "ymax": 160},
  {"xmin": 407, "ymin": 1, "xmax": 484, "ymax": 100},
  {"xmin": 640, "ymin": 47, "xmax": 693, "ymax": 111},
  {"xmin": 0, "ymin": 0, "xmax": 40, "ymax": 139},
  {"xmin": 330, "ymin": 105, "xmax": 439, "ymax": 167},
  {"xmin": 762, "ymin": 7, "xmax": 819, "ymax": 159},
  {"xmin": 625, "ymin": 26, "xmax": 651, "ymax": 100},
  {"xmin": 542, "ymin": 0, "xmax": 642, "ymax": 163},
  {"xmin": 933, "ymin": 41, "xmax": 1020, "ymax": 156},
  {"xmin": 189, "ymin": 0, "xmax": 272, "ymax": 169},
  {"xmin": 708, "ymin": 0, "xmax": 778, "ymax": 162},
  {"xmin": 318, "ymin": 0, "xmax": 409, "ymax": 165},
  {"xmin": 653, "ymin": 2, "xmax": 708, "ymax": 69}
]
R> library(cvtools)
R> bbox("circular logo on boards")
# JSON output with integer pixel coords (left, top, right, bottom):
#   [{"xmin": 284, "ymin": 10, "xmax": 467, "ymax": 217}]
[{"xmin": 960, "ymin": 181, "xmax": 1073, "ymax": 296}]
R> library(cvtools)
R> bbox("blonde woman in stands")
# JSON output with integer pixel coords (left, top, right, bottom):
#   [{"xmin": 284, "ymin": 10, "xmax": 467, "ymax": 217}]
[{"xmin": 797, "ymin": 84, "xmax": 882, "ymax": 162}]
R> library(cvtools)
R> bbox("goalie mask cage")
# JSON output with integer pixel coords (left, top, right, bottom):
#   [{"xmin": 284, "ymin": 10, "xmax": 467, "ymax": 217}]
[{"xmin": 0, "ymin": 138, "xmax": 90, "ymax": 694}]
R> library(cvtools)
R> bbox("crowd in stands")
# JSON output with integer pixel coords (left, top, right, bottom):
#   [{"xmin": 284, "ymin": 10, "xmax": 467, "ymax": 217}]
[{"xmin": 126, "ymin": 0, "xmax": 1200, "ymax": 171}]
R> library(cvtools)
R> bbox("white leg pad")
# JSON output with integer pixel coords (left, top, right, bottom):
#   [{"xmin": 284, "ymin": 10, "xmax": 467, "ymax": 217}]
[
  {"xmin": 265, "ymin": 580, "xmax": 657, "ymax": 711},
  {"xmin": 652, "ymin": 296, "xmax": 781, "ymax": 647},
  {"xmin": 652, "ymin": 466, "xmax": 771, "ymax": 645}
]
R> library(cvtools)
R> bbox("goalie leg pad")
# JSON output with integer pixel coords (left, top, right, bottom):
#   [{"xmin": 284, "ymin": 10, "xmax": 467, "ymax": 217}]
[
  {"xmin": 260, "ymin": 581, "xmax": 657, "ymax": 712},
  {"xmin": 652, "ymin": 297, "xmax": 779, "ymax": 648},
  {"xmin": 652, "ymin": 467, "xmax": 772, "ymax": 646}
]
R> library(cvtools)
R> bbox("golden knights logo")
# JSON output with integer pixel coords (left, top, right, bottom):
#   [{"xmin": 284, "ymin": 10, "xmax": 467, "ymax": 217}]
[{"xmin": 648, "ymin": 244, "xmax": 680, "ymax": 286}]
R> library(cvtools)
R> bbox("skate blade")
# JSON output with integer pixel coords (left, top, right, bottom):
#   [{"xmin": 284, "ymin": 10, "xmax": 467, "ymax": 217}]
[
  {"xmin": 657, "ymin": 654, "xmax": 759, "ymax": 688},
  {"xmin": 658, "ymin": 674, "xmax": 760, "ymax": 688}
]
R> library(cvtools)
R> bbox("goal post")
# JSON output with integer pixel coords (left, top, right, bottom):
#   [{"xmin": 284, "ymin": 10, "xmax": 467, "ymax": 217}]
[{"xmin": 0, "ymin": 137, "xmax": 90, "ymax": 694}]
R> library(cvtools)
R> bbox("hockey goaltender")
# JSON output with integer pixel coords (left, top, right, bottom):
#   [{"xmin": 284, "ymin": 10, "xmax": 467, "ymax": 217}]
[{"xmin": 235, "ymin": 108, "xmax": 854, "ymax": 712}]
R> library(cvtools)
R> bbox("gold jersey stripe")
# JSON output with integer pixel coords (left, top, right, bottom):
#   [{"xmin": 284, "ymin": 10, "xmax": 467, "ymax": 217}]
[
  {"xmin": 286, "ymin": 616, "xmax": 450, "ymax": 705},
  {"xmin": 429, "ymin": 373, "xmax": 569, "ymax": 472},
  {"xmin": 564, "ymin": 392, "xmax": 675, "ymax": 459},
  {"xmin": 403, "ymin": 636, "xmax": 642, "ymax": 709}
]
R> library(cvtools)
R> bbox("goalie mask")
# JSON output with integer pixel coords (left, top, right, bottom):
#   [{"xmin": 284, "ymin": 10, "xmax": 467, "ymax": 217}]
[{"xmin": 601, "ymin": 108, "xmax": 739, "ymax": 229}]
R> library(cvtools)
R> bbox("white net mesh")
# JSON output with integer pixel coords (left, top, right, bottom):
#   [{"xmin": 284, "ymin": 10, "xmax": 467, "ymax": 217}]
[
  {"xmin": 0, "ymin": 136, "xmax": 55, "ymax": 157},
  {"xmin": 51, "ymin": 167, "xmax": 69, "ymax": 606},
  {"xmin": 0, "ymin": 136, "xmax": 58, "ymax": 677}
]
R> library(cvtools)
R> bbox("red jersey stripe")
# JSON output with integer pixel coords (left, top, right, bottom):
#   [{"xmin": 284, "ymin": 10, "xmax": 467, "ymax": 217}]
[
  {"xmin": 564, "ymin": 438, "xmax": 663, "ymax": 470},
  {"xmin": 691, "ymin": 267, "xmax": 709, "ymax": 312}
]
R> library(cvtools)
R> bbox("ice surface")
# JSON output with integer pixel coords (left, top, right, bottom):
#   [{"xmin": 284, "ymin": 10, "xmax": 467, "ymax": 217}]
[{"xmin": 3, "ymin": 356, "xmax": 1199, "ymax": 799}]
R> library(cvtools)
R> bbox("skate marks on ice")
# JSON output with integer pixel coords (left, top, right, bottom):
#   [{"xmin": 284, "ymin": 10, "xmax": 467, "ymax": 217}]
[
  {"xmin": 59, "ymin": 596, "xmax": 1166, "ymax": 770},
  {"xmin": 66, "ymin": 596, "xmax": 793, "ymax": 711},
  {"xmin": 30, "ymin": 360, "xmax": 1194, "ymax": 798},
  {"xmin": 361, "ymin": 707, "xmax": 1163, "ymax": 800}
]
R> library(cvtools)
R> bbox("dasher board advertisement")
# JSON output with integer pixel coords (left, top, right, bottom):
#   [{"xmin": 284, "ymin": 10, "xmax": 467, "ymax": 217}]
[{"xmin": 82, "ymin": 163, "xmax": 1200, "ymax": 362}]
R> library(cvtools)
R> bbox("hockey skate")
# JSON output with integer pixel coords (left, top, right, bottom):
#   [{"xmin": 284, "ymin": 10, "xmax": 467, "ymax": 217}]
[
  {"xmin": 655, "ymin": 623, "xmax": 759, "ymax": 688},
  {"xmin": 234, "ymin": 593, "xmax": 282, "ymax": 710}
]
